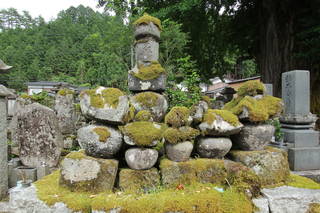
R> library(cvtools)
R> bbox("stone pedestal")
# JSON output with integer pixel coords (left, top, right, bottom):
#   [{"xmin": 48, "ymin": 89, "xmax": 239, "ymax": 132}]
[{"xmin": 280, "ymin": 70, "xmax": 320, "ymax": 171}]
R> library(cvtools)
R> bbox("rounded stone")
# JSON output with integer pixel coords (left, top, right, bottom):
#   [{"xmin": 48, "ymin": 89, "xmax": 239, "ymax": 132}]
[
  {"xmin": 130, "ymin": 92, "xmax": 168, "ymax": 122},
  {"xmin": 197, "ymin": 137, "xmax": 232, "ymax": 158},
  {"xmin": 231, "ymin": 124, "xmax": 275, "ymax": 150},
  {"xmin": 134, "ymin": 22, "xmax": 160, "ymax": 39},
  {"xmin": 165, "ymin": 141, "xmax": 194, "ymax": 162},
  {"xmin": 125, "ymin": 148, "xmax": 158, "ymax": 170},
  {"xmin": 77, "ymin": 125, "xmax": 123, "ymax": 158}
]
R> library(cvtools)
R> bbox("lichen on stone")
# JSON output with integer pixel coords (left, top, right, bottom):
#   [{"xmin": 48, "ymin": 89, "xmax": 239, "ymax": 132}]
[
  {"xmin": 119, "ymin": 121, "xmax": 167, "ymax": 146},
  {"xmin": 163, "ymin": 127, "xmax": 200, "ymax": 144},
  {"xmin": 134, "ymin": 61, "xmax": 165, "ymax": 80},
  {"xmin": 165, "ymin": 106, "xmax": 190, "ymax": 127},
  {"xmin": 203, "ymin": 109, "xmax": 241, "ymax": 126},
  {"xmin": 237, "ymin": 80, "xmax": 265, "ymax": 97},
  {"xmin": 134, "ymin": 92, "xmax": 159, "ymax": 108},
  {"xmin": 133, "ymin": 13, "xmax": 162, "ymax": 31},
  {"xmin": 57, "ymin": 88, "xmax": 74, "ymax": 96},
  {"xmin": 81, "ymin": 87, "xmax": 125, "ymax": 109},
  {"xmin": 93, "ymin": 127, "xmax": 111, "ymax": 142},
  {"xmin": 308, "ymin": 203, "xmax": 320, "ymax": 213},
  {"xmin": 135, "ymin": 110, "xmax": 152, "ymax": 121},
  {"xmin": 65, "ymin": 149, "xmax": 86, "ymax": 160}
]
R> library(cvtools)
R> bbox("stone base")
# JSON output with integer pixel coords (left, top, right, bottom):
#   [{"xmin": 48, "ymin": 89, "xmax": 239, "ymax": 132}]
[
  {"xmin": 119, "ymin": 168, "xmax": 160, "ymax": 192},
  {"xmin": 128, "ymin": 73, "xmax": 166, "ymax": 92},
  {"xmin": 292, "ymin": 170, "xmax": 320, "ymax": 183},
  {"xmin": 13, "ymin": 166, "xmax": 37, "ymax": 185},
  {"xmin": 288, "ymin": 147, "xmax": 320, "ymax": 171},
  {"xmin": 229, "ymin": 147, "xmax": 290, "ymax": 186},
  {"xmin": 60, "ymin": 151, "xmax": 118, "ymax": 193},
  {"xmin": 282, "ymin": 128, "xmax": 319, "ymax": 148}
]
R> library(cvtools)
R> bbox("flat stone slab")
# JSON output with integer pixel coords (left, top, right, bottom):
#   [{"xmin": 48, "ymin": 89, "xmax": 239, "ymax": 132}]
[
  {"xmin": 288, "ymin": 147, "xmax": 320, "ymax": 171},
  {"xmin": 119, "ymin": 168, "xmax": 160, "ymax": 192},
  {"xmin": 261, "ymin": 186, "xmax": 320, "ymax": 213}
]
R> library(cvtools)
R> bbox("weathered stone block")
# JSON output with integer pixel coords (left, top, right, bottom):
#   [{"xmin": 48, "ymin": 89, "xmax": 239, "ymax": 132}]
[
  {"xmin": 125, "ymin": 148, "xmax": 158, "ymax": 170},
  {"xmin": 128, "ymin": 72, "xmax": 166, "ymax": 92},
  {"xmin": 134, "ymin": 22, "xmax": 160, "ymax": 39},
  {"xmin": 231, "ymin": 124, "xmax": 275, "ymax": 151},
  {"xmin": 196, "ymin": 137, "xmax": 232, "ymax": 158},
  {"xmin": 77, "ymin": 125, "xmax": 123, "ymax": 159},
  {"xmin": 17, "ymin": 103, "xmax": 63, "ymax": 168},
  {"xmin": 288, "ymin": 147, "xmax": 320, "ymax": 171},
  {"xmin": 80, "ymin": 87, "xmax": 130, "ymax": 124},
  {"xmin": 229, "ymin": 147, "xmax": 290, "ymax": 186},
  {"xmin": 8, "ymin": 158, "xmax": 21, "ymax": 188},
  {"xmin": 282, "ymin": 128, "xmax": 319, "ymax": 148},
  {"xmin": 0, "ymin": 97, "xmax": 8, "ymax": 199},
  {"xmin": 60, "ymin": 150, "xmax": 118, "ymax": 192},
  {"xmin": 119, "ymin": 168, "xmax": 160, "ymax": 192},
  {"xmin": 13, "ymin": 166, "xmax": 37, "ymax": 183},
  {"xmin": 130, "ymin": 92, "xmax": 168, "ymax": 122},
  {"xmin": 135, "ymin": 38, "xmax": 159, "ymax": 62},
  {"xmin": 165, "ymin": 141, "xmax": 194, "ymax": 162}
]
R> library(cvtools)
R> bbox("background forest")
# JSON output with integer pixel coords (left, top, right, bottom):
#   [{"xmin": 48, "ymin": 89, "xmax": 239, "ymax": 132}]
[{"xmin": 0, "ymin": 0, "xmax": 319, "ymax": 115}]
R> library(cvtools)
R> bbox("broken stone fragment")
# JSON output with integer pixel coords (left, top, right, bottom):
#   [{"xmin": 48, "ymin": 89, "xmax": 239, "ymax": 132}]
[
  {"xmin": 199, "ymin": 109, "xmax": 243, "ymax": 136},
  {"xmin": 231, "ymin": 123, "xmax": 275, "ymax": 150},
  {"xmin": 130, "ymin": 92, "xmax": 168, "ymax": 122},
  {"xmin": 77, "ymin": 125, "xmax": 123, "ymax": 158},
  {"xmin": 196, "ymin": 137, "xmax": 232, "ymax": 159},
  {"xmin": 17, "ymin": 103, "xmax": 63, "ymax": 168},
  {"xmin": 190, "ymin": 100, "xmax": 209, "ymax": 124},
  {"xmin": 60, "ymin": 150, "xmax": 118, "ymax": 193},
  {"xmin": 125, "ymin": 148, "xmax": 158, "ymax": 170},
  {"xmin": 79, "ymin": 86, "xmax": 130, "ymax": 124},
  {"xmin": 229, "ymin": 147, "xmax": 290, "ymax": 186},
  {"xmin": 119, "ymin": 168, "xmax": 160, "ymax": 192}
]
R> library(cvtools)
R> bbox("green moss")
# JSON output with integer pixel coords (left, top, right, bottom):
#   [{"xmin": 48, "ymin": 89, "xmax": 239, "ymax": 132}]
[
  {"xmin": 134, "ymin": 92, "xmax": 159, "ymax": 108},
  {"xmin": 123, "ymin": 104, "xmax": 135, "ymax": 123},
  {"xmin": 133, "ymin": 13, "xmax": 162, "ymax": 31},
  {"xmin": 308, "ymin": 203, "xmax": 320, "ymax": 213},
  {"xmin": 34, "ymin": 170, "xmax": 92, "ymax": 212},
  {"xmin": 92, "ymin": 183, "xmax": 253, "ymax": 213},
  {"xmin": 237, "ymin": 80, "xmax": 265, "ymax": 97},
  {"xmin": 65, "ymin": 150, "xmax": 86, "ymax": 160},
  {"xmin": 134, "ymin": 61, "xmax": 165, "ymax": 80},
  {"xmin": 119, "ymin": 121, "xmax": 167, "ymax": 146},
  {"xmin": 74, "ymin": 103, "xmax": 81, "ymax": 112},
  {"xmin": 93, "ymin": 127, "xmax": 110, "ymax": 142},
  {"xmin": 81, "ymin": 87, "xmax": 125, "ymax": 109},
  {"xmin": 287, "ymin": 174, "xmax": 320, "ymax": 189},
  {"xmin": 201, "ymin": 95, "xmax": 212, "ymax": 104},
  {"xmin": 259, "ymin": 95, "xmax": 283, "ymax": 117},
  {"xmin": 135, "ymin": 110, "xmax": 152, "ymax": 121},
  {"xmin": 165, "ymin": 106, "xmax": 190, "ymax": 127},
  {"xmin": 163, "ymin": 127, "xmax": 200, "ymax": 144},
  {"xmin": 203, "ymin": 109, "xmax": 241, "ymax": 126},
  {"xmin": 57, "ymin": 88, "xmax": 74, "ymax": 96},
  {"xmin": 20, "ymin": 93, "xmax": 32, "ymax": 99}
]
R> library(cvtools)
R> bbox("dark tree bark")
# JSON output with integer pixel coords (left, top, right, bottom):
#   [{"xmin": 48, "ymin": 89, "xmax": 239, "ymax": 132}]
[{"xmin": 257, "ymin": 0, "xmax": 295, "ymax": 97}]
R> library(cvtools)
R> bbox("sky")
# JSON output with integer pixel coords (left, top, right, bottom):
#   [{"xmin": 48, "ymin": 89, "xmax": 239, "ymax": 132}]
[{"xmin": 0, "ymin": 0, "xmax": 104, "ymax": 21}]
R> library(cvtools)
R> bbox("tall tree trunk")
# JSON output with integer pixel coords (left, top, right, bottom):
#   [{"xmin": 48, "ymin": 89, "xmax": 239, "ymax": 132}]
[{"xmin": 258, "ymin": 0, "xmax": 295, "ymax": 97}]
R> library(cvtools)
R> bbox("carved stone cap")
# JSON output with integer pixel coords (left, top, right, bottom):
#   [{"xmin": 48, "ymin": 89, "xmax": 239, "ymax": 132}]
[
  {"xmin": 0, "ymin": 59, "xmax": 12, "ymax": 70},
  {"xmin": 0, "ymin": 84, "xmax": 14, "ymax": 97}
]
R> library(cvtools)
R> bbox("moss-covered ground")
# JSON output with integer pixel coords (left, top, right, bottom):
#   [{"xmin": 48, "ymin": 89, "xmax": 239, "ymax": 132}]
[{"xmin": 34, "ymin": 166, "xmax": 320, "ymax": 213}]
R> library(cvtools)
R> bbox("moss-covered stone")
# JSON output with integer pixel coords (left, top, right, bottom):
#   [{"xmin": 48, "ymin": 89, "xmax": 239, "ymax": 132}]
[
  {"xmin": 60, "ymin": 151, "xmax": 118, "ymax": 193},
  {"xmin": 163, "ymin": 126, "xmax": 200, "ymax": 144},
  {"xmin": 80, "ymin": 87, "xmax": 125, "ymax": 109},
  {"xmin": 135, "ymin": 110, "xmax": 152, "ymax": 121},
  {"xmin": 165, "ymin": 106, "xmax": 190, "ymax": 127},
  {"xmin": 229, "ymin": 147, "xmax": 290, "ymax": 187},
  {"xmin": 133, "ymin": 61, "xmax": 165, "ymax": 80},
  {"xmin": 133, "ymin": 13, "xmax": 162, "ymax": 31},
  {"xmin": 119, "ymin": 168, "xmax": 160, "ymax": 193},
  {"xmin": 20, "ymin": 93, "xmax": 32, "ymax": 99},
  {"xmin": 223, "ymin": 95, "xmax": 282, "ymax": 122},
  {"xmin": 201, "ymin": 95, "xmax": 212, "ymax": 104},
  {"xmin": 307, "ymin": 203, "xmax": 320, "ymax": 213},
  {"xmin": 203, "ymin": 109, "xmax": 241, "ymax": 126},
  {"xmin": 123, "ymin": 104, "xmax": 135, "ymax": 123},
  {"xmin": 93, "ymin": 127, "xmax": 110, "ymax": 142},
  {"xmin": 57, "ymin": 88, "xmax": 74, "ymax": 96},
  {"xmin": 134, "ymin": 92, "xmax": 159, "ymax": 108},
  {"xmin": 119, "ymin": 121, "xmax": 167, "ymax": 146},
  {"xmin": 287, "ymin": 174, "xmax": 320, "ymax": 189},
  {"xmin": 237, "ymin": 80, "xmax": 265, "ymax": 97}
]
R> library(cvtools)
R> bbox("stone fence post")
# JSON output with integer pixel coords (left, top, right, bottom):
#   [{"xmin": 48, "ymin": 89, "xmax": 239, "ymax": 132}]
[{"xmin": 0, "ymin": 85, "xmax": 14, "ymax": 200}]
